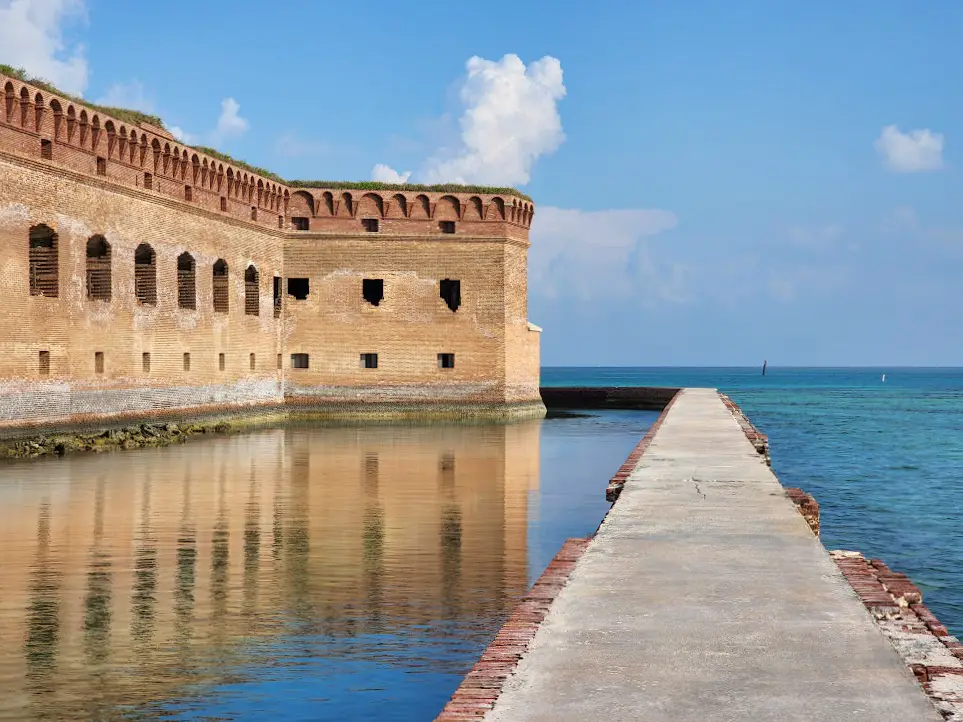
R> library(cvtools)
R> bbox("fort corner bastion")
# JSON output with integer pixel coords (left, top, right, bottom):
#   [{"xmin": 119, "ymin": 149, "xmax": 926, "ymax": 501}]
[{"xmin": 0, "ymin": 69, "xmax": 543, "ymax": 436}]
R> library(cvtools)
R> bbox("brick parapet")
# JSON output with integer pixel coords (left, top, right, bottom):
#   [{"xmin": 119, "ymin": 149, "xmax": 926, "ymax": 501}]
[{"xmin": 1, "ymin": 70, "xmax": 532, "ymax": 240}]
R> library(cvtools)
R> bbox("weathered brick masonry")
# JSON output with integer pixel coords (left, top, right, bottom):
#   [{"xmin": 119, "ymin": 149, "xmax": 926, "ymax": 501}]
[{"xmin": 0, "ymin": 71, "xmax": 544, "ymax": 432}]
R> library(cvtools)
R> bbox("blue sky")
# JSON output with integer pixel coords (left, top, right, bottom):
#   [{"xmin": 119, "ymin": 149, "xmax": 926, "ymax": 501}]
[{"xmin": 4, "ymin": 0, "xmax": 963, "ymax": 366}]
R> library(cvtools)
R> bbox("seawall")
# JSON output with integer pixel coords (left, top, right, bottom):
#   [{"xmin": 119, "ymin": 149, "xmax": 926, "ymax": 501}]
[{"xmin": 437, "ymin": 388, "xmax": 963, "ymax": 721}]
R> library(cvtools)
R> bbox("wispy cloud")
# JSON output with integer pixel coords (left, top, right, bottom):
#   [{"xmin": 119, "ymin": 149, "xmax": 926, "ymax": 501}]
[
  {"xmin": 0, "ymin": 0, "xmax": 88, "ymax": 94},
  {"xmin": 875, "ymin": 125, "xmax": 944, "ymax": 173},
  {"xmin": 529, "ymin": 207, "xmax": 680, "ymax": 303},
  {"xmin": 371, "ymin": 163, "xmax": 411, "ymax": 183},
  {"xmin": 373, "ymin": 54, "xmax": 566, "ymax": 186},
  {"xmin": 94, "ymin": 80, "xmax": 154, "ymax": 112},
  {"xmin": 275, "ymin": 132, "xmax": 330, "ymax": 158}
]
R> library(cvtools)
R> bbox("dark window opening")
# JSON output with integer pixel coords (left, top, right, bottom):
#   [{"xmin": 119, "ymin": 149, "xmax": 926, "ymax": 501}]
[
  {"xmin": 362, "ymin": 218, "xmax": 379, "ymax": 233},
  {"xmin": 220, "ymin": 196, "xmax": 227, "ymax": 211},
  {"xmin": 438, "ymin": 353, "xmax": 455, "ymax": 369},
  {"xmin": 245, "ymin": 265, "xmax": 260, "ymax": 316},
  {"xmin": 219, "ymin": 353, "xmax": 225, "ymax": 371},
  {"xmin": 40, "ymin": 139, "xmax": 52, "ymax": 160},
  {"xmin": 362, "ymin": 278, "xmax": 384, "ymax": 306},
  {"xmin": 39, "ymin": 350, "xmax": 50, "ymax": 376},
  {"xmin": 184, "ymin": 185, "xmax": 192, "ymax": 201},
  {"xmin": 291, "ymin": 353, "xmax": 309, "ymax": 369},
  {"xmin": 251, "ymin": 206, "xmax": 258, "ymax": 221},
  {"xmin": 142, "ymin": 352, "xmax": 151, "ymax": 373},
  {"xmin": 183, "ymin": 352, "xmax": 191, "ymax": 371},
  {"xmin": 361, "ymin": 353, "xmax": 378, "ymax": 369},
  {"xmin": 94, "ymin": 351, "xmax": 104, "ymax": 374},
  {"xmin": 249, "ymin": 353, "xmax": 256, "ymax": 371},
  {"xmin": 177, "ymin": 253, "xmax": 196, "ymax": 309},
  {"xmin": 292, "ymin": 217, "xmax": 309, "ymax": 231},
  {"xmin": 212, "ymin": 259, "xmax": 229, "ymax": 313},
  {"xmin": 287, "ymin": 278, "xmax": 309, "ymax": 300},
  {"xmin": 29, "ymin": 224, "xmax": 59, "ymax": 297},
  {"xmin": 439, "ymin": 220, "xmax": 456, "ymax": 234},
  {"xmin": 278, "ymin": 215, "xmax": 284, "ymax": 228},
  {"xmin": 273, "ymin": 276, "xmax": 282, "ymax": 317},
  {"xmin": 85, "ymin": 235, "xmax": 112, "ymax": 302},
  {"xmin": 96, "ymin": 156, "xmax": 106, "ymax": 176},
  {"xmin": 440, "ymin": 279, "xmax": 461, "ymax": 312},
  {"xmin": 134, "ymin": 243, "xmax": 157, "ymax": 305},
  {"xmin": 277, "ymin": 353, "xmax": 282, "ymax": 370},
  {"xmin": 144, "ymin": 172, "xmax": 153, "ymax": 190}
]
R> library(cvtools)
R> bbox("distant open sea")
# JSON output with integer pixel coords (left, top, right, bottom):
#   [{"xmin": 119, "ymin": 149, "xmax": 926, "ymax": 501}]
[{"xmin": 544, "ymin": 367, "xmax": 963, "ymax": 638}]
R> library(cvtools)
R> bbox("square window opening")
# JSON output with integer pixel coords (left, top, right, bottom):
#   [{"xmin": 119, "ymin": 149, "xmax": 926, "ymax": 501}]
[
  {"xmin": 361, "ymin": 353, "xmax": 378, "ymax": 369},
  {"xmin": 291, "ymin": 353, "xmax": 309, "ymax": 369},
  {"xmin": 362, "ymin": 218, "xmax": 379, "ymax": 233},
  {"xmin": 438, "ymin": 353, "xmax": 455, "ymax": 369},
  {"xmin": 439, "ymin": 220, "xmax": 456, "ymax": 234},
  {"xmin": 287, "ymin": 277, "xmax": 310, "ymax": 300},
  {"xmin": 362, "ymin": 278, "xmax": 384, "ymax": 306},
  {"xmin": 292, "ymin": 217, "xmax": 310, "ymax": 231}
]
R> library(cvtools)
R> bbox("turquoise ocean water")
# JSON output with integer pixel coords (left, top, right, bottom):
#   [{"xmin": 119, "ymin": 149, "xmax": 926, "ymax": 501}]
[{"xmin": 544, "ymin": 366, "xmax": 963, "ymax": 639}]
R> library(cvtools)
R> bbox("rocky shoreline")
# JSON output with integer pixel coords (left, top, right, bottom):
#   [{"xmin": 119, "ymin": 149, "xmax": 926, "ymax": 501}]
[{"xmin": 0, "ymin": 420, "xmax": 239, "ymax": 460}]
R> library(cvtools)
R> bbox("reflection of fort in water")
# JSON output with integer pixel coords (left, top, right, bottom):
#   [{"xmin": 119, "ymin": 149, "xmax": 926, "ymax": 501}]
[{"xmin": 0, "ymin": 422, "xmax": 540, "ymax": 719}]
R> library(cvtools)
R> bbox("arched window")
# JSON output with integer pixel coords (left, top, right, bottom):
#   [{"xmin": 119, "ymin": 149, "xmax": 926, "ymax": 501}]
[
  {"xmin": 86, "ymin": 235, "xmax": 111, "ymax": 301},
  {"xmin": 177, "ymin": 252, "xmax": 196, "ymax": 309},
  {"xmin": 28, "ymin": 224, "xmax": 59, "ymax": 297},
  {"xmin": 213, "ymin": 259, "xmax": 229, "ymax": 313},
  {"xmin": 245, "ymin": 265, "xmax": 259, "ymax": 316},
  {"xmin": 134, "ymin": 243, "xmax": 156, "ymax": 305}
]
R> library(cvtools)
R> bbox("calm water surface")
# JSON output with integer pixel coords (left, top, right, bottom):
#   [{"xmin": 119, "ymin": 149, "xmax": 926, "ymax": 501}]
[
  {"xmin": 0, "ymin": 410, "xmax": 656, "ymax": 721},
  {"xmin": 546, "ymin": 367, "xmax": 963, "ymax": 641}
]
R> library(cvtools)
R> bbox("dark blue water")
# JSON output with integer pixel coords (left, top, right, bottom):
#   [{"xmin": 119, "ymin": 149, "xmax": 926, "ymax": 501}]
[{"xmin": 545, "ymin": 367, "xmax": 963, "ymax": 639}]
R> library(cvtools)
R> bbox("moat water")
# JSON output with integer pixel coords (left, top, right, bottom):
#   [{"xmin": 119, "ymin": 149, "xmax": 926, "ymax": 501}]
[{"xmin": 0, "ymin": 409, "xmax": 657, "ymax": 721}]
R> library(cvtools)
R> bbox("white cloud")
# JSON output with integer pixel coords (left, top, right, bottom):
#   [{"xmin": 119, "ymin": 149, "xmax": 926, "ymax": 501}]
[
  {"xmin": 168, "ymin": 126, "xmax": 198, "ymax": 144},
  {"xmin": 169, "ymin": 97, "xmax": 247, "ymax": 147},
  {"xmin": 212, "ymin": 97, "xmax": 248, "ymax": 141},
  {"xmin": 94, "ymin": 80, "xmax": 153, "ymax": 112},
  {"xmin": 529, "ymin": 207, "xmax": 680, "ymax": 302},
  {"xmin": 374, "ymin": 54, "xmax": 566, "ymax": 186},
  {"xmin": 422, "ymin": 54, "xmax": 566, "ymax": 185},
  {"xmin": 0, "ymin": 0, "xmax": 88, "ymax": 94},
  {"xmin": 371, "ymin": 163, "xmax": 411, "ymax": 183},
  {"xmin": 275, "ymin": 132, "xmax": 329, "ymax": 158},
  {"xmin": 875, "ymin": 125, "xmax": 944, "ymax": 173}
]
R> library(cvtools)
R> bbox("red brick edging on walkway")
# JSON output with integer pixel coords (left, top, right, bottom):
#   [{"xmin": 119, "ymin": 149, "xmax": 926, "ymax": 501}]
[
  {"xmin": 605, "ymin": 389, "xmax": 681, "ymax": 502},
  {"xmin": 830, "ymin": 551, "xmax": 963, "ymax": 719},
  {"xmin": 719, "ymin": 392, "xmax": 770, "ymax": 463},
  {"xmin": 434, "ymin": 538, "xmax": 590, "ymax": 720}
]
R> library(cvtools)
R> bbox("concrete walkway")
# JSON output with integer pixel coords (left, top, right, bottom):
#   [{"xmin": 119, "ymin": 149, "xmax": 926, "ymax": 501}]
[{"xmin": 487, "ymin": 388, "xmax": 940, "ymax": 721}]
